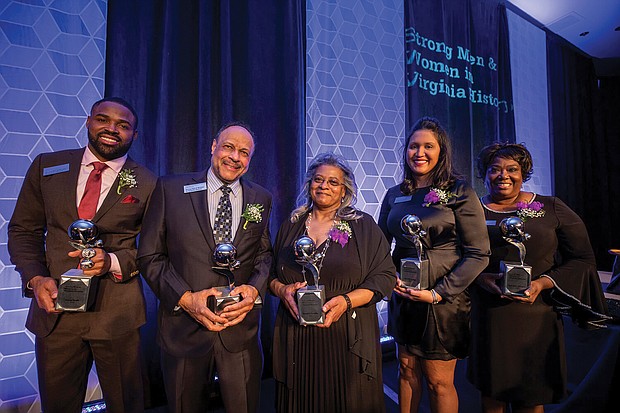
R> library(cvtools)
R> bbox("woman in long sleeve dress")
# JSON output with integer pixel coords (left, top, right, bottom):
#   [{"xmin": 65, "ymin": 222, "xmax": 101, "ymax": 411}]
[
  {"xmin": 270, "ymin": 153, "xmax": 397, "ymax": 413},
  {"xmin": 468, "ymin": 143, "xmax": 608, "ymax": 413},
  {"xmin": 378, "ymin": 117, "xmax": 490, "ymax": 413}
]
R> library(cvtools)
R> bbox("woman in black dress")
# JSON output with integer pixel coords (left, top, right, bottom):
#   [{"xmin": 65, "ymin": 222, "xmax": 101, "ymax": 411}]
[
  {"xmin": 270, "ymin": 153, "xmax": 396, "ymax": 413},
  {"xmin": 468, "ymin": 143, "xmax": 608, "ymax": 413},
  {"xmin": 378, "ymin": 117, "xmax": 490, "ymax": 413}
]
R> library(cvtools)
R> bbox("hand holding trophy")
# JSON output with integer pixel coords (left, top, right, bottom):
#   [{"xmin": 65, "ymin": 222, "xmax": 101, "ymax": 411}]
[
  {"xmin": 209, "ymin": 243, "xmax": 242, "ymax": 314},
  {"xmin": 294, "ymin": 235, "xmax": 327, "ymax": 325},
  {"xmin": 56, "ymin": 219, "xmax": 104, "ymax": 311},
  {"xmin": 498, "ymin": 216, "xmax": 532, "ymax": 296},
  {"xmin": 399, "ymin": 214, "xmax": 429, "ymax": 290}
]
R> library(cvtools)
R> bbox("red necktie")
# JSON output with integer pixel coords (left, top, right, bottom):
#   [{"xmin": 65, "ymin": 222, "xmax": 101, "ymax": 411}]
[{"xmin": 78, "ymin": 162, "xmax": 108, "ymax": 220}]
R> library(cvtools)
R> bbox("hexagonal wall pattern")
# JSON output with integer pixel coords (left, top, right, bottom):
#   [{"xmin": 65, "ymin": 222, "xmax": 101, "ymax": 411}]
[
  {"xmin": 306, "ymin": 0, "xmax": 405, "ymax": 337},
  {"xmin": 0, "ymin": 1, "xmax": 106, "ymax": 411}
]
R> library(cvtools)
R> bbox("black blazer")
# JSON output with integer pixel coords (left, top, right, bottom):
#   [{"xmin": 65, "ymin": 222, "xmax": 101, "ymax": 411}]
[
  {"xmin": 8, "ymin": 148, "xmax": 157, "ymax": 338},
  {"xmin": 137, "ymin": 170, "xmax": 273, "ymax": 357}
]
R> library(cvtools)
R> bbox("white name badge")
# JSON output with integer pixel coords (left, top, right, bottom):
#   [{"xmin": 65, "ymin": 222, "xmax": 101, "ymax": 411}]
[
  {"xmin": 395, "ymin": 195, "xmax": 412, "ymax": 204},
  {"xmin": 486, "ymin": 220, "xmax": 497, "ymax": 226},
  {"xmin": 183, "ymin": 182, "xmax": 207, "ymax": 193}
]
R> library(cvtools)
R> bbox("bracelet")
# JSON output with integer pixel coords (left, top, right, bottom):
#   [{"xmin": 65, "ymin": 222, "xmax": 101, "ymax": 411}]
[
  {"xmin": 341, "ymin": 294, "xmax": 352, "ymax": 312},
  {"xmin": 430, "ymin": 289, "xmax": 439, "ymax": 305}
]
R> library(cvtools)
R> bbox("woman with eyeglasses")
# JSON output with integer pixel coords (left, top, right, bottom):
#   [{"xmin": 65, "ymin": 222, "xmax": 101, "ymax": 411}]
[
  {"xmin": 269, "ymin": 153, "xmax": 397, "ymax": 413},
  {"xmin": 378, "ymin": 117, "xmax": 490, "ymax": 413}
]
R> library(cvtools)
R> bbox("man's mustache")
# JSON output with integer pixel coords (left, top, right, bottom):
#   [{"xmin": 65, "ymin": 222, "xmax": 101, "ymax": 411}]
[
  {"xmin": 97, "ymin": 130, "xmax": 120, "ymax": 140},
  {"xmin": 224, "ymin": 158, "xmax": 241, "ymax": 167}
]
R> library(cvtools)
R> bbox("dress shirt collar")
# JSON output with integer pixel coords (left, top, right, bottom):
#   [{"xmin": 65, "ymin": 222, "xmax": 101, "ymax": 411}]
[
  {"xmin": 207, "ymin": 168, "xmax": 241, "ymax": 198},
  {"xmin": 81, "ymin": 146, "xmax": 127, "ymax": 173}
]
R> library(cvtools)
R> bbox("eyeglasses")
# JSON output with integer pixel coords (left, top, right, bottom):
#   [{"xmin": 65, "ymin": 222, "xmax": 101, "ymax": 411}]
[{"xmin": 312, "ymin": 176, "xmax": 343, "ymax": 188}]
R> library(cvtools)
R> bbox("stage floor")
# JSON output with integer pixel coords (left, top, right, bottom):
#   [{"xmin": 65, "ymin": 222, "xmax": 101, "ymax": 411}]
[{"xmin": 142, "ymin": 272, "xmax": 619, "ymax": 413}]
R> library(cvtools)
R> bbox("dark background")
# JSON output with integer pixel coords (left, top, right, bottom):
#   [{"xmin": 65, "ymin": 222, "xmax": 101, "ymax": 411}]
[{"xmin": 103, "ymin": 0, "xmax": 620, "ymax": 409}]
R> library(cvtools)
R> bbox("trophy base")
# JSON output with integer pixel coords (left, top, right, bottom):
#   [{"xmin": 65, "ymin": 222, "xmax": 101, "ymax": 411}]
[
  {"xmin": 400, "ymin": 258, "xmax": 429, "ymax": 290},
  {"xmin": 207, "ymin": 286, "xmax": 241, "ymax": 314},
  {"xmin": 297, "ymin": 285, "xmax": 325, "ymax": 326},
  {"xmin": 55, "ymin": 269, "xmax": 97, "ymax": 312},
  {"xmin": 499, "ymin": 261, "xmax": 532, "ymax": 296}
]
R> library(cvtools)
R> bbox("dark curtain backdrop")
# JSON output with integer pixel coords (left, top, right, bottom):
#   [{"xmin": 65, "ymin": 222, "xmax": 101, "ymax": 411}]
[
  {"xmin": 104, "ymin": 0, "xmax": 304, "ymax": 229},
  {"xmin": 547, "ymin": 35, "xmax": 620, "ymax": 270},
  {"xmin": 104, "ymin": 0, "xmax": 305, "ymax": 407},
  {"xmin": 406, "ymin": 0, "xmax": 515, "ymax": 189}
]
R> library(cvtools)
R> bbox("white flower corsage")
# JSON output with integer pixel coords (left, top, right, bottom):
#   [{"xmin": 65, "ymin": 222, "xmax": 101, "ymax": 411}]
[
  {"xmin": 241, "ymin": 204, "xmax": 264, "ymax": 229},
  {"xmin": 117, "ymin": 168, "xmax": 137, "ymax": 195}
]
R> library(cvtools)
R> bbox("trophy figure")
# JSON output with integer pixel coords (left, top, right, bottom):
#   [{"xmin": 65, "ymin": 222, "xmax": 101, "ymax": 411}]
[
  {"xmin": 294, "ymin": 236, "xmax": 326, "ymax": 325},
  {"xmin": 399, "ymin": 215, "xmax": 430, "ymax": 290},
  {"xmin": 499, "ymin": 217, "xmax": 532, "ymax": 296},
  {"xmin": 209, "ymin": 243, "xmax": 242, "ymax": 314},
  {"xmin": 56, "ymin": 219, "xmax": 104, "ymax": 311}
]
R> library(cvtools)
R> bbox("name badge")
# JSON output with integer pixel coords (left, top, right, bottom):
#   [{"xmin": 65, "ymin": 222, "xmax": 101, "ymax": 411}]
[
  {"xmin": 486, "ymin": 220, "xmax": 497, "ymax": 226},
  {"xmin": 395, "ymin": 196, "xmax": 412, "ymax": 204},
  {"xmin": 183, "ymin": 182, "xmax": 207, "ymax": 193},
  {"xmin": 43, "ymin": 163, "xmax": 70, "ymax": 176}
]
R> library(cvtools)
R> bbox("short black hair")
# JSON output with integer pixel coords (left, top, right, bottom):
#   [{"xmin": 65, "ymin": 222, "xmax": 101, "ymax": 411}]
[
  {"xmin": 214, "ymin": 121, "xmax": 257, "ymax": 143},
  {"xmin": 476, "ymin": 142, "xmax": 533, "ymax": 182},
  {"xmin": 90, "ymin": 97, "xmax": 139, "ymax": 128}
]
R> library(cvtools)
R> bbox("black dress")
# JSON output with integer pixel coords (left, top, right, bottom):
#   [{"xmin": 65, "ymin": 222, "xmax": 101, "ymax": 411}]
[
  {"xmin": 272, "ymin": 212, "xmax": 396, "ymax": 413},
  {"xmin": 468, "ymin": 195, "xmax": 607, "ymax": 406},
  {"xmin": 378, "ymin": 180, "xmax": 490, "ymax": 359}
]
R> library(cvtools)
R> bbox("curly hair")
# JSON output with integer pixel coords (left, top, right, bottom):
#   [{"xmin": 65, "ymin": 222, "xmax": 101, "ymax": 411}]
[
  {"xmin": 290, "ymin": 153, "xmax": 362, "ymax": 222},
  {"xmin": 476, "ymin": 142, "xmax": 533, "ymax": 182}
]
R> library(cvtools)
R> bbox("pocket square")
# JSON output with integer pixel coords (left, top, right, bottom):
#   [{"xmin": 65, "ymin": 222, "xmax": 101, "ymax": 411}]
[{"xmin": 121, "ymin": 195, "xmax": 139, "ymax": 204}]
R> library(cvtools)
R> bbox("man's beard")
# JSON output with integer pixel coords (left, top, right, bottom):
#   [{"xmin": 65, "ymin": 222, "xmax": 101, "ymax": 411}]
[{"xmin": 88, "ymin": 130, "xmax": 133, "ymax": 161}]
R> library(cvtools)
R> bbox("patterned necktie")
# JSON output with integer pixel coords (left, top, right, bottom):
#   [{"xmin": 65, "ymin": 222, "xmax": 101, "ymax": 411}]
[
  {"xmin": 78, "ymin": 162, "xmax": 108, "ymax": 220},
  {"xmin": 213, "ymin": 185, "xmax": 233, "ymax": 244}
]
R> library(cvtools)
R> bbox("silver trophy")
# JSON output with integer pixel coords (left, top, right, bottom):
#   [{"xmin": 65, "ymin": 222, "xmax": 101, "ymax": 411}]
[
  {"xmin": 294, "ymin": 236, "xmax": 326, "ymax": 325},
  {"xmin": 56, "ymin": 219, "xmax": 104, "ymax": 311},
  {"xmin": 210, "ymin": 243, "xmax": 242, "ymax": 314},
  {"xmin": 400, "ymin": 215, "xmax": 429, "ymax": 290},
  {"xmin": 499, "ymin": 217, "xmax": 532, "ymax": 296}
]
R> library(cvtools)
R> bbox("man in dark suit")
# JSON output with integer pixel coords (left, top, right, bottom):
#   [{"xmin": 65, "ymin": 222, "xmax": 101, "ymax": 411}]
[
  {"xmin": 137, "ymin": 122, "xmax": 272, "ymax": 413},
  {"xmin": 8, "ymin": 97, "xmax": 157, "ymax": 413}
]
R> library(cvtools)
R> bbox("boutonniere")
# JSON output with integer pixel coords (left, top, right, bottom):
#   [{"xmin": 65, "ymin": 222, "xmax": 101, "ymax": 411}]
[
  {"xmin": 328, "ymin": 220, "xmax": 353, "ymax": 247},
  {"xmin": 516, "ymin": 201, "xmax": 545, "ymax": 221},
  {"xmin": 422, "ymin": 187, "xmax": 457, "ymax": 207},
  {"xmin": 117, "ymin": 168, "xmax": 137, "ymax": 195},
  {"xmin": 241, "ymin": 204, "xmax": 264, "ymax": 229}
]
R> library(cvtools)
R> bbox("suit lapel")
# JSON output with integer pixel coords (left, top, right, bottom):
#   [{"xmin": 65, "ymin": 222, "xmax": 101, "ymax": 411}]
[
  {"xmin": 92, "ymin": 157, "xmax": 135, "ymax": 221},
  {"xmin": 232, "ymin": 179, "xmax": 258, "ymax": 245},
  {"xmin": 188, "ymin": 170, "xmax": 216, "ymax": 251},
  {"xmin": 62, "ymin": 149, "xmax": 85, "ymax": 219}
]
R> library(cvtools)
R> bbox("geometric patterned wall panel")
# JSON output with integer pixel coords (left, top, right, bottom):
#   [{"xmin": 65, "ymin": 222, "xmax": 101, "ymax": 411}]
[
  {"xmin": 0, "ymin": 1, "xmax": 106, "ymax": 411},
  {"xmin": 507, "ymin": 9, "xmax": 552, "ymax": 195},
  {"xmin": 306, "ymin": 0, "xmax": 404, "ymax": 338},
  {"xmin": 306, "ymin": 0, "xmax": 405, "ymax": 219}
]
